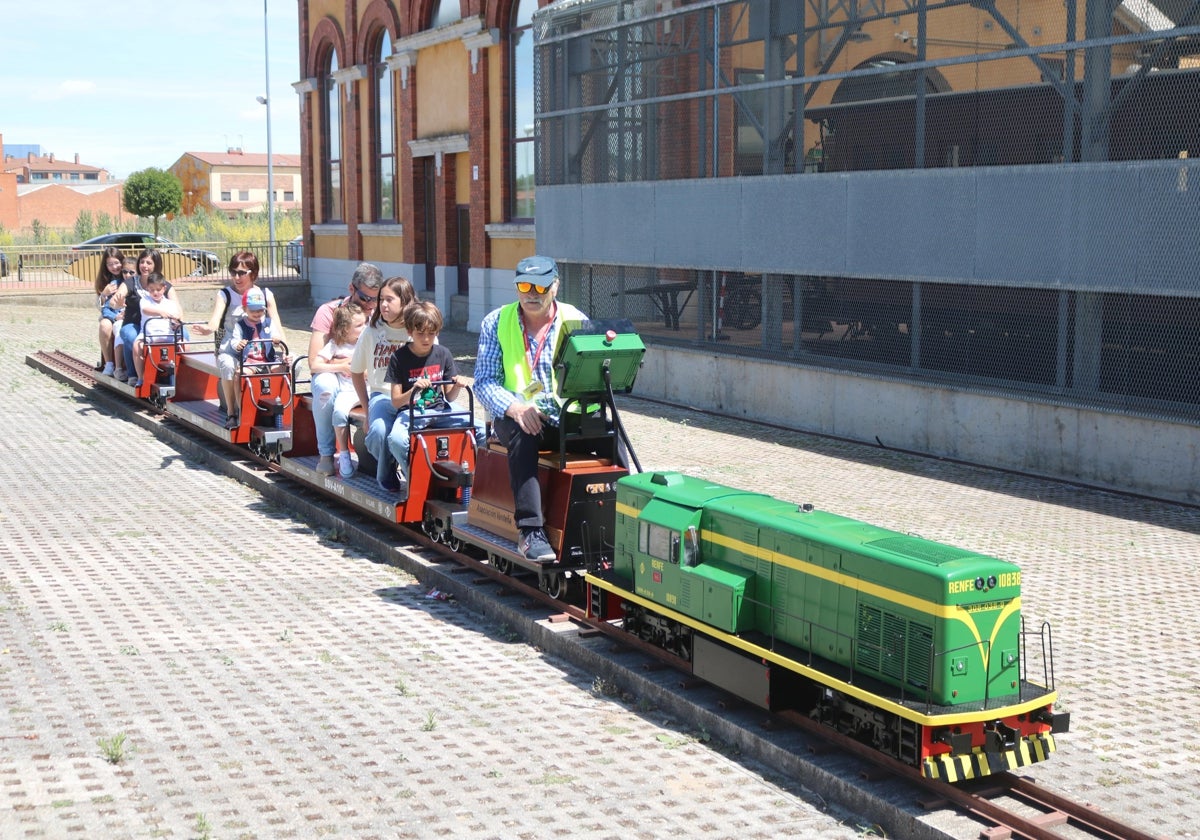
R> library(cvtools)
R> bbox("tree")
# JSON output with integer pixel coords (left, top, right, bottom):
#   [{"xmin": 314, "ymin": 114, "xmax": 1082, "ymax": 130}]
[{"xmin": 122, "ymin": 168, "xmax": 183, "ymax": 237}]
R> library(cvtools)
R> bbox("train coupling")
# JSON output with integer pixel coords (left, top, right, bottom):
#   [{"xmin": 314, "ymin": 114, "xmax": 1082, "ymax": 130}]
[
  {"xmin": 1034, "ymin": 708, "xmax": 1071, "ymax": 733},
  {"xmin": 251, "ymin": 426, "xmax": 292, "ymax": 449},
  {"xmin": 933, "ymin": 728, "xmax": 974, "ymax": 756},
  {"xmin": 983, "ymin": 720, "xmax": 1019, "ymax": 753}
]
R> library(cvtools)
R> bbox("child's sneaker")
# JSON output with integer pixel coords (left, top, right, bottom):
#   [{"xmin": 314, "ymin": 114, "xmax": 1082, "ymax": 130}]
[
  {"xmin": 316, "ymin": 455, "xmax": 335, "ymax": 476},
  {"xmin": 101, "ymin": 362, "xmax": 115, "ymax": 376},
  {"xmin": 337, "ymin": 451, "xmax": 355, "ymax": 480}
]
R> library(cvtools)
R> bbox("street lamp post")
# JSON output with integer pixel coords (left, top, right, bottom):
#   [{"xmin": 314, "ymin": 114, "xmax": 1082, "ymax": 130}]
[{"xmin": 260, "ymin": 0, "xmax": 276, "ymax": 273}]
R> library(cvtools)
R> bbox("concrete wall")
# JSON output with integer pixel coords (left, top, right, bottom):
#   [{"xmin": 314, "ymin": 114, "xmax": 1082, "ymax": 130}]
[{"xmin": 637, "ymin": 343, "xmax": 1200, "ymax": 505}]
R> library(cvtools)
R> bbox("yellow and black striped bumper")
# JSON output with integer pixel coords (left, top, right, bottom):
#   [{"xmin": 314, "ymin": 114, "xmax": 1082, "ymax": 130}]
[{"xmin": 922, "ymin": 733, "xmax": 1057, "ymax": 782}]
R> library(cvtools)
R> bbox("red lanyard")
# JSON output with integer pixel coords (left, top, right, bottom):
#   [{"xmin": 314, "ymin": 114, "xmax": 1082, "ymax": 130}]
[{"xmin": 521, "ymin": 305, "xmax": 556, "ymax": 369}]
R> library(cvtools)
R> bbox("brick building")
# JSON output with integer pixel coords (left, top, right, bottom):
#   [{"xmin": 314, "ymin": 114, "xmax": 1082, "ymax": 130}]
[
  {"xmin": 16, "ymin": 183, "xmax": 127, "ymax": 232},
  {"xmin": 168, "ymin": 150, "xmax": 303, "ymax": 218},
  {"xmin": 0, "ymin": 135, "xmax": 124, "ymax": 232},
  {"xmin": 0, "ymin": 135, "xmax": 16, "ymax": 232},
  {"xmin": 294, "ymin": 0, "xmax": 541, "ymax": 328}
]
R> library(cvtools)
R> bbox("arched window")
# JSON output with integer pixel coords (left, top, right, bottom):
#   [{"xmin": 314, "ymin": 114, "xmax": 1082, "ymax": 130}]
[
  {"xmin": 511, "ymin": 0, "xmax": 537, "ymax": 220},
  {"xmin": 373, "ymin": 30, "xmax": 397, "ymax": 222},
  {"xmin": 321, "ymin": 49, "xmax": 343, "ymax": 222},
  {"xmin": 431, "ymin": 0, "xmax": 462, "ymax": 28}
]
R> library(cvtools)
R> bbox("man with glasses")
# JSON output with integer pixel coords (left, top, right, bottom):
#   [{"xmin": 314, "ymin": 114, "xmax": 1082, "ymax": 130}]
[
  {"xmin": 308, "ymin": 263, "xmax": 384, "ymax": 475},
  {"xmin": 474, "ymin": 256, "xmax": 588, "ymax": 562}
]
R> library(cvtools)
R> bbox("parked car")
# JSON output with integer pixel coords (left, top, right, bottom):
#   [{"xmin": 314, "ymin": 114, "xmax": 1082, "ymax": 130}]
[
  {"xmin": 71, "ymin": 232, "xmax": 221, "ymax": 276},
  {"xmin": 284, "ymin": 235, "xmax": 303, "ymax": 272}
]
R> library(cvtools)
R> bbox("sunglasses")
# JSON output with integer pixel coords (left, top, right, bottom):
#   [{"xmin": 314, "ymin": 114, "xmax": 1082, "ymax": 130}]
[
  {"xmin": 353, "ymin": 287, "xmax": 379, "ymax": 304},
  {"xmin": 231, "ymin": 268, "xmax": 253, "ymax": 277},
  {"xmin": 122, "ymin": 270, "xmax": 137, "ymax": 276},
  {"xmin": 515, "ymin": 281, "xmax": 552, "ymax": 295}
]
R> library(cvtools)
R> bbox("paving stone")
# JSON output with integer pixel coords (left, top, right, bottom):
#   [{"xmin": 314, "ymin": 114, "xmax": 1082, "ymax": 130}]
[{"xmin": 0, "ymin": 300, "xmax": 866, "ymax": 838}]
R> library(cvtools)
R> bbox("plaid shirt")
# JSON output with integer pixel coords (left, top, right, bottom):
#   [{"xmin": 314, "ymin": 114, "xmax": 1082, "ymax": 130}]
[{"xmin": 475, "ymin": 304, "xmax": 570, "ymax": 423}]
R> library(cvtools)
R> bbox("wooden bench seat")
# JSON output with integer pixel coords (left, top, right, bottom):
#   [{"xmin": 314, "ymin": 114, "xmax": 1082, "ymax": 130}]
[
  {"xmin": 179, "ymin": 351, "xmax": 220, "ymax": 377},
  {"xmin": 298, "ymin": 393, "xmax": 367, "ymax": 427}
]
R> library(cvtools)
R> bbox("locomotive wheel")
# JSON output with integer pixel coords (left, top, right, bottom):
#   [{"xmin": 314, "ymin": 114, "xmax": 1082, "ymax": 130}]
[
  {"xmin": 539, "ymin": 572, "xmax": 566, "ymax": 600},
  {"xmin": 443, "ymin": 530, "xmax": 462, "ymax": 552},
  {"xmin": 492, "ymin": 553, "xmax": 513, "ymax": 575},
  {"xmin": 422, "ymin": 517, "xmax": 440, "ymax": 542}
]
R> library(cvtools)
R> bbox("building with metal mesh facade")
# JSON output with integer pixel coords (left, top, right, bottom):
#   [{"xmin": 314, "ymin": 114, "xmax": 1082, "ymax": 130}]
[{"xmin": 531, "ymin": 0, "xmax": 1200, "ymax": 502}]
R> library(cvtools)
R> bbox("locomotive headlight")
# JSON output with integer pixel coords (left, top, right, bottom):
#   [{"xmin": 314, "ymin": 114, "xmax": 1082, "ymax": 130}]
[
  {"xmin": 975, "ymin": 576, "xmax": 985, "ymax": 591},
  {"xmin": 987, "ymin": 575, "xmax": 997, "ymax": 589}
]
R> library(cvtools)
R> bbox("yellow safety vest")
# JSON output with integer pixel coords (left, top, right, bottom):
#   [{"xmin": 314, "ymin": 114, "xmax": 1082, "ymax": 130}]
[{"xmin": 497, "ymin": 300, "xmax": 586, "ymax": 408}]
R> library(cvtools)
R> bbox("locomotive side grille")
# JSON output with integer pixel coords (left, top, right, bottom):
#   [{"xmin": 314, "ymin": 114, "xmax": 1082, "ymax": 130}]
[
  {"xmin": 772, "ymin": 564, "xmax": 789, "ymax": 637},
  {"xmin": 882, "ymin": 612, "xmax": 907, "ymax": 681},
  {"xmin": 679, "ymin": 573, "xmax": 694, "ymax": 610},
  {"xmin": 906, "ymin": 623, "xmax": 933, "ymax": 691},
  {"xmin": 856, "ymin": 603, "xmax": 882, "ymax": 671}
]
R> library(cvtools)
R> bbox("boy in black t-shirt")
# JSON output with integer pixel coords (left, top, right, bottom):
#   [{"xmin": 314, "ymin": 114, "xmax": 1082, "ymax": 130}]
[{"xmin": 383, "ymin": 301, "xmax": 478, "ymax": 498}]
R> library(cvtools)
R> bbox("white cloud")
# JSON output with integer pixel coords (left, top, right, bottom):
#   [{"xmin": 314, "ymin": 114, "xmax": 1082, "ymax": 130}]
[{"xmin": 58, "ymin": 80, "xmax": 97, "ymax": 97}]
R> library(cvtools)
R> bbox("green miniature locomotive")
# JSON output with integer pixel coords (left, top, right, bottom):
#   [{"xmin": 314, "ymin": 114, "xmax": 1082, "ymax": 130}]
[{"xmin": 593, "ymin": 471, "xmax": 1067, "ymax": 778}]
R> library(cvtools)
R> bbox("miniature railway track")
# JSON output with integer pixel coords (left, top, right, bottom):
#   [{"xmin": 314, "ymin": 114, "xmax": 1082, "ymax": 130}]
[
  {"xmin": 30, "ymin": 350, "xmax": 680, "ymax": 658},
  {"xmin": 30, "ymin": 349, "xmax": 1160, "ymax": 840}
]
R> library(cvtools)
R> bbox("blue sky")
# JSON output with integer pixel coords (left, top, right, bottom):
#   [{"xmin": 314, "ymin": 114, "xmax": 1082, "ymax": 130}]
[{"xmin": 1, "ymin": 1, "xmax": 302, "ymax": 179}]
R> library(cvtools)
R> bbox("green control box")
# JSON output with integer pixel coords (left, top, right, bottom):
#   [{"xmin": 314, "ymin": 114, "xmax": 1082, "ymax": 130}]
[{"xmin": 554, "ymin": 319, "xmax": 645, "ymax": 397}]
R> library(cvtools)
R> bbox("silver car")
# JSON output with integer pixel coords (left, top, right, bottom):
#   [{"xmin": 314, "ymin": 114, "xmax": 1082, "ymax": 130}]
[{"xmin": 284, "ymin": 235, "xmax": 303, "ymax": 272}]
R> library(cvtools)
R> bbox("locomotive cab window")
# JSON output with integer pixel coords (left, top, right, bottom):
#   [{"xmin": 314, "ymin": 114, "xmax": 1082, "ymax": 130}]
[
  {"xmin": 683, "ymin": 525, "xmax": 699, "ymax": 567},
  {"xmin": 639, "ymin": 522, "xmax": 680, "ymax": 564}
]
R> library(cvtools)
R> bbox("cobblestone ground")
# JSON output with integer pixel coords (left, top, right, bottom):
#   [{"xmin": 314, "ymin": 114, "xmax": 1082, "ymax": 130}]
[
  {"xmin": 4, "ymin": 295, "xmax": 1198, "ymax": 838},
  {"xmin": 0, "ymin": 300, "xmax": 866, "ymax": 839}
]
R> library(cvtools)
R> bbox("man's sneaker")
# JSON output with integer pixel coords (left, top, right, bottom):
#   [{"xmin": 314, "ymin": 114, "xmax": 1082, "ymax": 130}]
[
  {"xmin": 101, "ymin": 362, "xmax": 115, "ymax": 376},
  {"xmin": 316, "ymin": 455, "xmax": 335, "ymax": 476},
  {"xmin": 519, "ymin": 528, "xmax": 555, "ymax": 562},
  {"xmin": 337, "ymin": 451, "xmax": 355, "ymax": 480}
]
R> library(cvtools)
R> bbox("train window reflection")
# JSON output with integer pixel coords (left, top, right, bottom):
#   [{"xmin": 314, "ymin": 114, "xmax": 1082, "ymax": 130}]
[{"xmin": 638, "ymin": 522, "xmax": 676, "ymax": 563}]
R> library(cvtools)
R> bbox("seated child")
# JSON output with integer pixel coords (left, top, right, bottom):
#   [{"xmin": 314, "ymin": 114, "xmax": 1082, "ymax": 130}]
[
  {"xmin": 95, "ymin": 252, "xmax": 127, "ymax": 377},
  {"xmin": 384, "ymin": 300, "xmax": 483, "ymax": 500},
  {"xmin": 219, "ymin": 287, "xmax": 284, "ymax": 427},
  {"xmin": 131, "ymin": 273, "xmax": 183, "ymax": 387},
  {"xmin": 309, "ymin": 303, "xmax": 368, "ymax": 478}
]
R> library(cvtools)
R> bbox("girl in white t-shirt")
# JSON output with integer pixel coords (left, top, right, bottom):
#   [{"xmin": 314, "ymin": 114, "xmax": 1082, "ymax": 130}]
[
  {"xmin": 310, "ymin": 302, "xmax": 367, "ymax": 478},
  {"xmin": 350, "ymin": 276, "xmax": 416, "ymax": 490}
]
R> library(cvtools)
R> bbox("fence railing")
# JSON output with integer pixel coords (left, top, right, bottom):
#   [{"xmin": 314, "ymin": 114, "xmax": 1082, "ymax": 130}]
[{"xmin": 0, "ymin": 239, "xmax": 301, "ymax": 290}]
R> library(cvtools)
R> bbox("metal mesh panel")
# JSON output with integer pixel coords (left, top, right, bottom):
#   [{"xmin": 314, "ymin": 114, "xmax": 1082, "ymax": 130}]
[
  {"xmin": 539, "ymin": 1, "xmax": 1200, "ymax": 182},
  {"xmin": 538, "ymin": 0, "xmax": 1200, "ymax": 421}
]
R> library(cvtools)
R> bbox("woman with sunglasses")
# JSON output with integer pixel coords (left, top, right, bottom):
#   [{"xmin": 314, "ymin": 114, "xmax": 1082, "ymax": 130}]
[
  {"xmin": 193, "ymin": 251, "xmax": 288, "ymax": 427},
  {"xmin": 307, "ymin": 263, "xmax": 384, "ymax": 475},
  {"xmin": 473, "ymin": 255, "xmax": 588, "ymax": 563}
]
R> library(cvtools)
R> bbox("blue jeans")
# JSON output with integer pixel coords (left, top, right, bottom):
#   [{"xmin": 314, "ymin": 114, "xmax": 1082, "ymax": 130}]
[
  {"xmin": 310, "ymin": 372, "xmax": 359, "ymax": 457},
  {"xmin": 119, "ymin": 322, "xmax": 140, "ymax": 374},
  {"xmin": 364, "ymin": 392, "xmax": 400, "ymax": 488}
]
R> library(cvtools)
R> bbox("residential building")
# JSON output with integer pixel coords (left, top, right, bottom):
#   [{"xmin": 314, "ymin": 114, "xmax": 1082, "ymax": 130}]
[
  {"xmin": 2, "ymin": 149, "xmax": 111, "ymax": 184},
  {"xmin": 0, "ymin": 136, "xmax": 122, "ymax": 231},
  {"xmin": 169, "ymin": 150, "xmax": 303, "ymax": 218}
]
